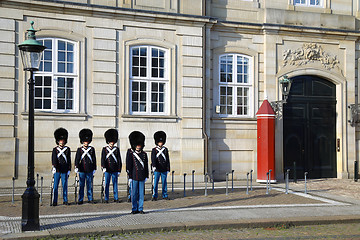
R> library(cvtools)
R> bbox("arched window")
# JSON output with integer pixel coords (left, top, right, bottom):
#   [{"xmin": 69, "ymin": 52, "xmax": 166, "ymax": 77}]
[
  {"xmin": 218, "ymin": 54, "xmax": 253, "ymax": 117},
  {"xmin": 34, "ymin": 38, "xmax": 78, "ymax": 113},
  {"xmin": 130, "ymin": 46, "xmax": 168, "ymax": 115}
]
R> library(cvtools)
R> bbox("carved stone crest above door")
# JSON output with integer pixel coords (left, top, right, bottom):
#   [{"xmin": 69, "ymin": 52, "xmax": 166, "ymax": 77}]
[{"xmin": 283, "ymin": 43, "xmax": 339, "ymax": 70}]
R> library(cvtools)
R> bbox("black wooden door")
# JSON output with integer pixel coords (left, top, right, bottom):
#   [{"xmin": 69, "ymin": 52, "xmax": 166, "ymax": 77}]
[{"xmin": 283, "ymin": 75, "xmax": 336, "ymax": 178}]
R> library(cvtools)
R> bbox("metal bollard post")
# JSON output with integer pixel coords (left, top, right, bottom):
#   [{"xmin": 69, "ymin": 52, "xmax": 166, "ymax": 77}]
[
  {"xmin": 266, "ymin": 172, "xmax": 269, "ymax": 195},
  {"xmin": 226, "ymin": 172, "xmax": 229, "ymax": 196},
  {"xmin": 355, "ymin": 161, "xmax": 359, "ymax": 182},
  {"xmin": 285, "ymin": 169, "xmax": 290, "ymax": 194},
  {"xmin": 192, "ymin": 170, "xmax": 195, "ymax": 192},
  {"xmin": 250, "ymin": 170, "xmax": 253, "ymax": 191},
  {"xmin": 40, "ymin": 176, "xmax": 43, "ymax": 204},
  {"xmin": 37, "ymin": 173, "xmax": 39, "ymax": 190},
  {"xmin": 231, "ymin": 170, "xmax": 234, "ymax": 192},
  {"xmin": 172, "ymin": 170, "xmax": 175, "ymax": 193},
  {"xmin": 151, "ymin": 170, "xmax": 154, "ymax": 195},
  {"xmin": 61, "ymin": 178, "xmax": 63, "ymax": 198},
  {"xmin": 293, "ymin": 162, "xmax": 297, "ymax": 183},
  {"xmin": 183, "ymin": 173, "xmax": 187, "ymax": 197},
  {"xmin": 246, "ymin": 172, "xmax": 249, "ymax": 195},
  {"xmin": 304, "ymin": 172, "xmax": 308, "ymax": 194},
  {"xmin": 212, "ymin": 170, "xmax": 215, "ymax": 192},
  {"xmin": 12, "ymin": 177, "xmax": 15, "ymax": 204},
  {"xmin": 205, "ymin": 173, "xmax": 208, "ymax": 196},
  {"xmin": 269, "ymin": 169, "xmax": 272, "ymax": 190}
]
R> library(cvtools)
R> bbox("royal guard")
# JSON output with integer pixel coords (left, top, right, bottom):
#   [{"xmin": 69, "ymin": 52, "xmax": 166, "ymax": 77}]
[
  {"xmin": 101, "ymin": 129, "xmax": 122, "ymax": 203},
  {"xmin": 151, "ymin": 131, "xmax": 170, "ymax": 201},
  {"xmin": 51, "ymin": 127, "xmax": 71, "ymax": 206},
  {"xmin": 75, "ymin": 128, "xmax": 96, "ymax": 204},
  {"xmin": 126, "ymin": 131, "xmax": 149, "ymax": 214}
]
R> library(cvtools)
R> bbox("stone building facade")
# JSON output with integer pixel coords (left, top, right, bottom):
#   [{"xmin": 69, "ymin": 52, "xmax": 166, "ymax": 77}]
[{"xmin": 0, "ymin": 0, "xmax": 359, "ymax": 183}]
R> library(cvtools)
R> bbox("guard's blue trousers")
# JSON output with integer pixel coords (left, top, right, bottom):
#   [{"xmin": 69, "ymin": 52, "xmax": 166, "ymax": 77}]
[
  {"xmin": 104, "ymin": 172, "xmax": 118, "ymax": 201},
  {"xmin": 79, "ymin": 172, "xmax": 93, "ymax": 202},
  {"xmin": 152, "ymin": 171, "xmax": 168, "ymax": 199},
  {"xmin": 131, "ymin": 180, "xmax": 145, "ymax": 212},
  {"xmin": 53, "ymin": 172, "xmax": 68, "ymax": 204}
]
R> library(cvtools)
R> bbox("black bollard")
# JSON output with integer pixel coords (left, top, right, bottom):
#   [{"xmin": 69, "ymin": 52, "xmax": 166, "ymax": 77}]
[
  {"xmin": 171, "ymin": 170, "xmax": 175, "ymax": 193},
  {"xmin": 204, "ymin": 173, "xmax": 208, "ymax": 196},
  {"xmin": 231, "ymin": 170, "xmax": 234, "ymax": 192},
  {"xmin": 212, "ymin": 170, "xmax": 215, "ymax": 192},
  {"xmin": 355, "ymin": 161, "xmax": 359, "ymax": 182},
  {"xmin": 192, "ymin": 170, "xmax": 195, "ymax": 192},
  {"xmin": 266, "ymin": 172, "xmax": 269, "ymax": 195},
  {"xmin": 269, "ymin": 169, "xmax": 272, "ymax": 190},
  {"xmin": 151, "ymin": 170, "xmax": 154, "ymax": 195},
  {"xmin": 40, "ymin": 177, "xmax": 43, "ymax": 204},
  {"xmin": 36, "ymin": 173, "xmax": 39, "ymax": 191},
  {"xmin": 304, "ymin": 172, "xmax": 308, "ymax": 194},
  {"xmin": 183, "ymin": 173, "xmax": 187, "ymax": 197},
  {"xmin": 250, "ymin": 170, "xmax": 253, "ymax": 191},
  {"xmin": 293, "ymin": 162, "xmax": 297, "ymax": 183},
  {"xmin": 225, "ymin": 172, "xmax": 229, "ymax": 196},
  {"xmin": 246, "ymin": 172, "xmax": 249, "ymax": 195},
  {"xmin": 285, "ymin": 169, "xmax": 290, "ymax": 194},
  {"xmin": 12, "ymin": 177, "xmax": 15, "ymax": 204}
]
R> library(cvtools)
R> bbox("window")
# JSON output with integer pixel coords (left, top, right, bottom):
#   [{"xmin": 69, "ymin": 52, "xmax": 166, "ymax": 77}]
[
  {"xmin": 130, "ymin": 46, "xmax": 168, "ymax": 115},
  {"xmin": 34, "ymin": 38, "xmax": 78, "ymax": 112},
  {"xmin": 294, "ymin": 0, "xmax": 321, "ymax": 7},
  {"xmin": 218, "ymin": 54, "xmax": 252, "ymax": 117}
]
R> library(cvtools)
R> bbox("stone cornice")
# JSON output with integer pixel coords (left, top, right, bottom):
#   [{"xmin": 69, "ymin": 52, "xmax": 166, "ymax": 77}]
[
  {"xmin": 0, "ymin": 0, "xmax": 217, "ymax": 26},
  {"xmin": 215, "ymin": 20, "xmax": 360, "ymax": 40}
]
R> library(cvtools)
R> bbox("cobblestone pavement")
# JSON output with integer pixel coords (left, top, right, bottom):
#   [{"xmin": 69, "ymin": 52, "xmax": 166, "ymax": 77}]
[
  {"xmin": 38, "ymin": 223, "xmax": 360, "ymax": 240},
  {"xmin": 0, "ymin": 185, "xmax": 326, "ymax": 217},
  {"xmin": 0, "ymin": 179, "xmax": 360, "ymax": 239}
]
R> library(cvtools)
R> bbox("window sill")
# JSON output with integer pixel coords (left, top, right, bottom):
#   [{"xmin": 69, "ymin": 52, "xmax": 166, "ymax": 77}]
[
  {"xmin": 211, "ymin": 117, "xmax": 257, "ymax": 124},
  {"xmin": 21, "ymin": 112, "xmax": 88, "ymax": 121},
  {"xmin": 288, "ymin": 5, "xmax": 331, "ymax": 14},
  {"xmin": 122, "ymin": 114, "xmax": 179, "ymax": 123}
]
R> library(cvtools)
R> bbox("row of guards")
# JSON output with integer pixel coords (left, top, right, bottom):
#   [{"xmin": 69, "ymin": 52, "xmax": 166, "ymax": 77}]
[{"xmin": 51, "ymin": 128, "xmax": 170, "ymax": 214}]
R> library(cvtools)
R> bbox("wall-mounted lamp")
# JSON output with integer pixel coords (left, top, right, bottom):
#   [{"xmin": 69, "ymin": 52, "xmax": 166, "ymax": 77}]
[{"xmin": 270, "ymin": 75, "xmax": 293, "ymax": 115}]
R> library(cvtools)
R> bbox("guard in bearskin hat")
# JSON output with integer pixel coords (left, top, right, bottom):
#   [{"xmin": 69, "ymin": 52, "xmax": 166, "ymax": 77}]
[
  {"xmin": 51, "ymin": 127, "xmax": 71, "ymax": 206},
  {"xmin": 101, "ymin": 129, "xmax": 122, "ymax": 203},
  {"xmin": 126, "ymin": 131, "xmax": 149, "ymax": 214},
  {"xmin": 151, "ymin": 131, "xmax": 170, "ymax": 201},
  {"xmin": 74, "ymin": 128, "xmax": 97, "ymax": 204}
]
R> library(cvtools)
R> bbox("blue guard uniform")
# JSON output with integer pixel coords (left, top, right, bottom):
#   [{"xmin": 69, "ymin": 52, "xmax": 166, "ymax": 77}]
[
  {"xmin": 151, "ymin": 131, "xmax": 170, "ymax": 201},
  {"xmin": 75, "ymin": 128, "xmax": 96, "ymax": 204},
  {"xmin": 51, "ymin": 127, "xmax": 71, "ymax": 206},
  {"xmin": 126, "ymin": 131, "xmax": 149, "ymax": 214},
  {"xmin": 101, "ymin": 128, "xmax": 122, "ymax": 203}
]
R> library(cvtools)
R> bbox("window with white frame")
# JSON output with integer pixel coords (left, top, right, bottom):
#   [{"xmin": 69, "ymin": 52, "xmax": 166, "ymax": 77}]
[
  {"xmin": 294, "ymin": 0, "xmax": 321, "ymax": 6},
  {"xmin": 218, "ymin": 54, "xmax": 252, "ymax": 117},
  {"xmin": 130, "ymin": 46, "xmax": 168, "ymax": 115},
  {"xmin": 34, "ymin": 38, "xmax": 78, "ymax": 112}
]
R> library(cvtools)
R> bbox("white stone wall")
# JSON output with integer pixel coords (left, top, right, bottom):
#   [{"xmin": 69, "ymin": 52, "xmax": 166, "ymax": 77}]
[{"xmin": 0, "ymin": 0, "xmax": 359, "ymax": 184}]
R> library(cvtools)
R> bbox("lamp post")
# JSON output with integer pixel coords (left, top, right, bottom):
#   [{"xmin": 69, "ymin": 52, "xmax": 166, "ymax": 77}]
[
  {"xmin": 18, "ymin": 21, "xmax": 46, "ymax": 232},
  {"xmin": 270, "ymin": 75, "xmax": 293, "ymax": 114}
]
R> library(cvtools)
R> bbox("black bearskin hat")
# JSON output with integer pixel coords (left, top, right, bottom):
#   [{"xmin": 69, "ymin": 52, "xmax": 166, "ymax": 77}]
[
  {"xmin": 54, "ymin": 127, "xmax": 68, "ymax": 145},
  {"xmin": 154, "ymin": 131, "xmax": 166, "ymax": 145},
  {"xmin": 79, "ymin": 128, "xmax": 93, "ymax": 144},
  {"xmin": 129, "ymin": 131, "xmax": 145, "ymax": 151},
  {"xmin": 104, "ymin": 128, "xmax": 118, "ymax": 144}
]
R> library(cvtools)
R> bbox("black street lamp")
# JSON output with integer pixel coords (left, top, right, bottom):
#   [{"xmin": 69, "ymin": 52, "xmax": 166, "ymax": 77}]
[{"xmin": 18, "ymin": 21, "xmax": 46, "ymax": 232}]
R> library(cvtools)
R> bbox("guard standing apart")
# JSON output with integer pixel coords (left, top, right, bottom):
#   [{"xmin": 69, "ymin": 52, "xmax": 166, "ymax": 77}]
[
  {"xmin": 51, "ymin": 127, "xmax": 71, "ymax": 206},
  {"xmin": 151, "ymin": 131, "xmax": 170, "ymax": 201},
  {"xmin": 126, "ymin": 131, "xmax": 149, "ymax": 214},
  {"xmin": 101, "ymin": 128, "xmax": 122, "ymax": 203},
  {"xmin": 75, "ymin": 128, "xmax": 96, "ymax": 204}
]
